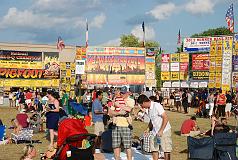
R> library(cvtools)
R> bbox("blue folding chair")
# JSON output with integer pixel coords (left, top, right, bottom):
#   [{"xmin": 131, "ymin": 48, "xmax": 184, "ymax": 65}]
[
  {"xmin": 0, "ymin": 125, "xmax": 6, "ymax": 141},
  {"xmin": 70, "ymin": 102, "xmax": 88, "ymax": 116}
]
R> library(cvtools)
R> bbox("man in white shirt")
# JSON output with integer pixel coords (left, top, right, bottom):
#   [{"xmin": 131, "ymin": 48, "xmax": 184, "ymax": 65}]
[{"xmin": 137, "ymin": 94, "xmax": 172, "ymax": 160}]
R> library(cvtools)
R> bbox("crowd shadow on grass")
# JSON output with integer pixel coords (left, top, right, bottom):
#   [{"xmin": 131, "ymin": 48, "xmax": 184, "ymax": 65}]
[
  {"xmin": 174, "ymin": 131, "xmax": 181, "ymax": 136},
  {"xmin": 179, "ymin": 149, "xmax": 188, "ymax": 154}
]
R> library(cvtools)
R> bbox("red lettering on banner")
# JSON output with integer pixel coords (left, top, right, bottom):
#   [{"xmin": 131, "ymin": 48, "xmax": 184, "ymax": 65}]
[
  {"xmin": 17, "ymin": 69, "xmax": 24, "ymax": 78},
  {"xmin": 9, "ymin": 69, "xmax": 17, "ymax": 78},
  {"xmin": 0, "ymin": 68, "xmax": 46, "ymax": 79}
]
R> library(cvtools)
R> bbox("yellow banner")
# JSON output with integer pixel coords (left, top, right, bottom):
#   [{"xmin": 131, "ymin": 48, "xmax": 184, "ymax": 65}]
[
  {"xmin": 66, "ymin": 69, "xmax": 71, "ymax": 77},
  {"xmin": 70, "ymin": 63, "xmax": 76, "ymax": 70},
  {"xmin": 66, "ymin": 84, "xmax": 71, "ymax": 92},
  {"xmin": 210, "ymin": 56, "xmax": 216, "ymax": 62},
  {"xmin": 223, "ymin": 40, "xmax": 233, "ymax": 51},
  {"xmin": 180, "ymin": 72, "xmax": 188, "ymax": 80},
  {"xmin": 161, "ymin": 72, "xmax": 170, "ymax": 81},
  {"xmin": 222, "ymin": 84, "xmax": 230, "ymax": 91},
  {"xmin": 0, "ymin": 61, "xmax": 43, "ymax": 69},
  {"xmin": 51, "ymin": 79, "xmax": 60, "ymax": 87},
  {"xmin": 216, "ymin": 40, "xmax": 223, "ymax": 56},
  {"xmin": 2, "ymin": 79, "xmax": 57, "ymax": 87},
  {"xmin": 170, "ymin": 72, "xmax": 179, "ymax": 80},
  {"xmin": 70, "ymin": 77, "xmax": 76, "ymax": 85},
  {"xmin": 216, "ymin": 83, "xmax": 221, "ymax": 88},
  {"xmin": 179, "ymin": 53, "xmax": 189, "ymax": 62},
  {"xmin": 210, "ymin": 41, "xmax": 216, "ymax": 56},
  {"xmin": 234, "ymin": 42, "xmax": 238, "ymax": 55},
  {"xmin": 208, "ymin": 82, "xmax": 215, "ymax": 88},
  {"xmin": 0, "ymin": 80, "xmax": 3, "ymax": 87},
  {"xmin": 170, "ymin": 53, "xmax": 180, "ymax": 62},
  {"xmin": 60, "ymin": 62, "xmax": 66, "ymax": 70}
]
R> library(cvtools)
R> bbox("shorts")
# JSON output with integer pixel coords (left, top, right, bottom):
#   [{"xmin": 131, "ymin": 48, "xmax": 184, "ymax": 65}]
[
  {"xmin": 112, "ymin": 126, "xmax": 132, "ymax": 149},
  {"xmin": 175, "ymin": 101, "xmax": 181, "ymax": 106},
  {"xmin": 160, "ymin": 129, "xmax": 172, "ymax": 153},
  {"xmin": 25, "ymin": 99, "xmax": 31, "ymax": 105},
  {"xmin": 225, "ymin": 103, "xmax": 232, "ymax": 112},
  {"xmin": 94, "ymin": 122, "xmax": 104, "ymax": 136},
  {"xmin": 168, "ymin": 99, "xmax": 174, "ymax": 106}
]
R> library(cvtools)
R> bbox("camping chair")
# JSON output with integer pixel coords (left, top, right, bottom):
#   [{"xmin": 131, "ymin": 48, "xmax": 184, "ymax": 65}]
[
  {"xmin": 70, "ymin": 102, "xmax": 88, "ymax": 116},
  {"xmin": 213, "ymin": 132, "xmax": 238, "ymax": 160},
  {"xmin": 0, "ymin": 125, "xmax": 6, "ymax": 141},
  {"xmin": 187, "ymin": 136, "xmax": 214, "ymax": 160},
  {"xmin": 11, "ymin": 128, "xmax": 33, "ymax": 144}
]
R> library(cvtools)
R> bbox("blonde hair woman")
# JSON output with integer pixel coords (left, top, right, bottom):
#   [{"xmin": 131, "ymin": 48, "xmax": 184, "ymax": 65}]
[{"xmin": 20, "ymin": 144, "xmax": 36, "ymax": 160}]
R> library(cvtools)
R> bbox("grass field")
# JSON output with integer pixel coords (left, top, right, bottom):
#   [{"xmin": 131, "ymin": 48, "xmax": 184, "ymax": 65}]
[{"xmin": 0, "ymin": 107, "xmax": 237, "ymax": 160}]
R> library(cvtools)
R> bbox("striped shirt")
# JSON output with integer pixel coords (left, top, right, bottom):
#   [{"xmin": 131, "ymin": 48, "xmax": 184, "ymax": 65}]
[{"xmin": 114, "ymin": 96, "xmax": 126, "ymax": 112}]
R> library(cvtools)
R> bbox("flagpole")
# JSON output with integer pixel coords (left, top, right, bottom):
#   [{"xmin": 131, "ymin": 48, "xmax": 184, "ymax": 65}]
[
  {"xmin": 142, "ymin": 21, "xmax": 145, "ymax": 47},
  {"xmin": 232, "ymin": 3, "xmax": 235, "ymax": 92},
  {"xmin": 86, "ymin": 18, "xmax": 88, "ymax": 48}
]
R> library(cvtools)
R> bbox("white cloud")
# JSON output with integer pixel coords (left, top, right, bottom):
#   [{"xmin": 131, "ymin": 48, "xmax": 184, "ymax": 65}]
[
  {"xmin": 100, "ymin": 38, "xmax": 120, "ymax": 46},
  {"xmin": 147, "ymin": 3, "xmax": 176, "ymax": 20},
  {"xmin": 0, "ymin": 7, "xmax": 67, "ymax": 29},
  {"xmin": 33, "ymin": 0, "xmax": 100, "ymax": 12},
  {"xmin": 185, "ymin": 0, "xmax": 216, "ymax": 14},
  {"xmin": 131, "ymin": 25, "xmax": 155, "ymax": 41},
  {"xmin": 90, "ymin": 13, "xmax": 106, "ymax": 28},
  {"xmin": 0, "ymin": 7, "xmax": 106, "ymax": 31}
]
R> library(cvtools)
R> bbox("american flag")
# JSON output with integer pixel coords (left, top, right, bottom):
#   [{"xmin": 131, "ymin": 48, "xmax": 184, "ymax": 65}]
[
  {"xmin": 57, "ymin": 36, "xmax": 65, "ymax": 52},
  {"xmin": 177, "ymin": 29, "xmax": 181, "ymax": 45},
  {"xmin": 225, "ymin": 4, "xmax": 234, "ymax": 33},
  {"xmin": 86, "ymin": 19, "xmax": 88, "ymax": 48}
]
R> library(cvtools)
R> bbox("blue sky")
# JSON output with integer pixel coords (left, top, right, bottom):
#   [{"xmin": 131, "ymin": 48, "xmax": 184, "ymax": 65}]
[{"xmin": 0, "ymin": 0, "xmax": 236, "ymax": 52}]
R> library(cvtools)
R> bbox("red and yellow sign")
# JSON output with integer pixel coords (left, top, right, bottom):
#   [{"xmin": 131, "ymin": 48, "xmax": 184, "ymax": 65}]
[
  {"xmin": 76, "ymin": 47, "xmax": 86, "ymax": 60},
  {"xmin": 0, "ymin": 68, "xmax": 59, "ymax": 79}
]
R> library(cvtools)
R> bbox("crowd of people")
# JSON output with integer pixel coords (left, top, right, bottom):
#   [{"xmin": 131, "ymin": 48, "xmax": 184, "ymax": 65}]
[
  {"xmin": 0, "ymin": 87, "xmax": 237, "ymax": 160},
  {"xmin": 163, "ymin": 89, "xmax": 236, "ymax": 120}
]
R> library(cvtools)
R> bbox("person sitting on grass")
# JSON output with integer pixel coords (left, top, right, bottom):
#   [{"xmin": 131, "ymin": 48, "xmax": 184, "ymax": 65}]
[
  {"xmin": 20, "ymin": 144, "xmax": 37, "ymax": 160},
  {"xmin": 204, "ymin": 115, "xmax": 232, "ymax": 136},
  {"xmin": 180, "ymin": 116, "xmax": 200, "ymax": 137}
]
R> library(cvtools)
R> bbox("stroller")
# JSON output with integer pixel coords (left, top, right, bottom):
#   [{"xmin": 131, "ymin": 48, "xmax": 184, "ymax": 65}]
[{"xmin": 54, "ymin": 118, "xmax": 96, "ymax": 160}]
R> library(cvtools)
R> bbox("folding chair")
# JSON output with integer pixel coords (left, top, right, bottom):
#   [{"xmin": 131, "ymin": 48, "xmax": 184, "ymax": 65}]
[
  {"xmin": 214, "ymin": 133, "xmax": 238, "ymax": 160},
  {"xmin": 187, "ymin": 136, "xmax": 214, "ymax": 160}
]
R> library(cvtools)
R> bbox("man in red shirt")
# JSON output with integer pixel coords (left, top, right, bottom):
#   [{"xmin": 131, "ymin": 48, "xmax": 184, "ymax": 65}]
[
  {"xmin": 180, "ymin": 116, "xmax": 200, "ymax": 136},
  {"xmin": 16, "ymin": 109, "xmax": 29, "ymax": 128}
]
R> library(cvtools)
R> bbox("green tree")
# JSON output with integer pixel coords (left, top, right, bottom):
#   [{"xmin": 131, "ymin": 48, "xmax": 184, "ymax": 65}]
[
  {"xmin": 120, "ymin": 34, "xmax": 160, "ymax": 48},
  {"xmin": 144, "ymin": 41, "xmax": 160, "ymax": 48},
  {"xmin": 120, "ymin": 34, "xmax": 140, "ymax": 47},
  {"xmin": 191, "ymin": 27, "xmax": 232, "ymax": 38}
]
